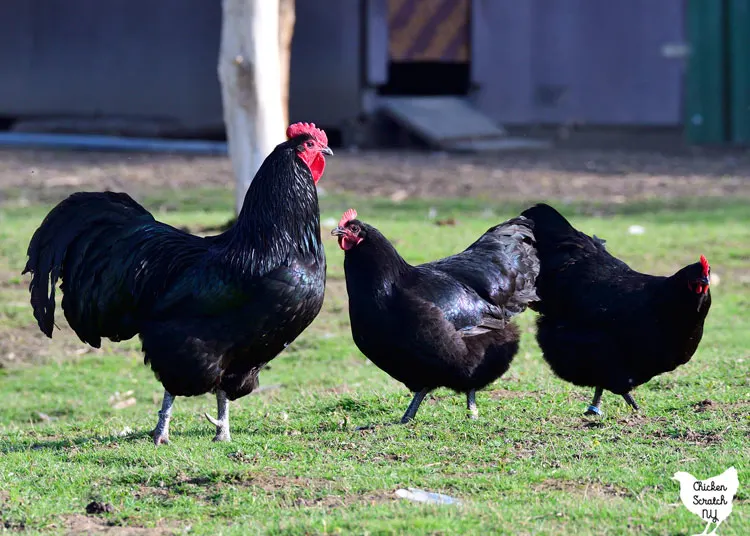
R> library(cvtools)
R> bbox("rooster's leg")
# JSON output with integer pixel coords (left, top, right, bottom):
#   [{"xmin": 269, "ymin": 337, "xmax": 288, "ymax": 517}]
[
  {"xmin": 467, "ymin": 390, "xmax": 479, "ymax": 420},
  {"xmin": 400, "ymin": 389, "xmax": 429, "ymax": 424},
  {"xmin": 622, "ymin": 393, "xmax": 639, "ymax": 411},
  {"xmin": 584, "ymin": 387, "xmax": 604, "ymax": 416},
  {"xmin": 150, "ymin": 390, "xmax": 174, "ymax": 446},
  {"xmin": 204, "ymin": 389, "xmax": 231, "ymax": 442}
]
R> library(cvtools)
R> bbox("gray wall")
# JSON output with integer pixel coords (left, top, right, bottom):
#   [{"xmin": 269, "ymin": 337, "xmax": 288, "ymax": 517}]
[
  {"xmin": 289, "ymin": 0, "xmax": 363, "ymax": 127},
  {"xmin": 0, "ymin": 0, "xmax": 364, "ymax": 133},
  {"xmin": 0, "ymin": 0, "xmax": 224, "ymax": 130},
  {"xmin": 0, "ymin": 0, "xmax": 685, "ymax": 134},
  {"xmin": 472, "ymin": 0, "xmax": 685, "ymax": 125}
]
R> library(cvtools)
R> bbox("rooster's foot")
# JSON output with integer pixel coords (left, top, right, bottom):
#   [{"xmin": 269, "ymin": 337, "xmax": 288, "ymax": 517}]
[
  {"xmin": 150, "ymin": 429, "xmax": 170, "ymax": 445},
  {"xmin": 150, "ymin": 390, "xmax": 174, "ymax": 446},
  {"xmin": 205, "ymin": 390, "xmax": 231, "ymax": 442},
  {"xmin": 205, "ymin": 413, "xmax": 232, "ymax": 442}
]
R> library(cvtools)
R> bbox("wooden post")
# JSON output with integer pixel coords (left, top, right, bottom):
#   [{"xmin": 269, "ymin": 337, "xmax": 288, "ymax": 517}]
[{"xmin": 219, "ymin": 0, "xmax": 285, "ymax": 215}]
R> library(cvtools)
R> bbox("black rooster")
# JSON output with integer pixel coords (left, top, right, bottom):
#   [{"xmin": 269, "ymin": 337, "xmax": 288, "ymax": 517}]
[
  {"xmin": 24, "ymin": 123, "xmax": 332, "ymax": 444},
  {"xmin": 521, "ymin": 203, "xmax": 712, "ymax": 415},
  {"xmin": 333, "ymin": 209, "xmax": 539, "ymax": 424}
]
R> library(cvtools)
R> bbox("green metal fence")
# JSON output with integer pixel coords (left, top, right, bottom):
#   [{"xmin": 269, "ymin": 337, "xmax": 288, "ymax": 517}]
[{"xmin": 686, "ymin": 0, "xmax": 750, "ymax": 144}]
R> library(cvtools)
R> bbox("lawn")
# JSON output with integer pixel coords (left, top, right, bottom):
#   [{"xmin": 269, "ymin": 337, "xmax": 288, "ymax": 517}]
[{"xmin": 0, "ymin": 187, "xmax": 748, "ymax": 535}]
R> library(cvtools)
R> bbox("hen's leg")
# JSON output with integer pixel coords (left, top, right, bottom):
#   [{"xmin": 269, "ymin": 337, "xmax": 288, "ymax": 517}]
[
  {"xmin": 400, "ymin": 389, "xmax": 429, "ymax": 424},
  {"xmin": 622, "ymin": 393, "xmax": 639, "ymax": 411},
  {"xmin": 150, "ymin": 391, "xmax": 174, "ymax": 445},
  {"xmin": 584, "ymin": 387, "xmax": 604, "ymax": 416},
  {"xmin": 204, "ymin": 389, "xmax": 231, "ymax": 442},
  {"xmin": 467, "ymin": 390, "xmax": 479, "ymax": 420}
]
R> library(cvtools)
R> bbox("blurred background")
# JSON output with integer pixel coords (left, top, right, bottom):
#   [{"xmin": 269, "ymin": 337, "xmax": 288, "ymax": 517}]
[{"xmin": 0, "ymin": 0, "xmax": 745, "ymax": 151}]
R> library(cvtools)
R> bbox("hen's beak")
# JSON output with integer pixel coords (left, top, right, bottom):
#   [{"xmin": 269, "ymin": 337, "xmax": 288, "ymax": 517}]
[
  {"xmin": 331, "ymin": 227, "xmax": 346, "ymax": 237},
  {"xmin": 700, "ymin": 275, "xmax": 710, "ymax": 286},
  {"xmin": 321, "ymin": 146, "xmax": 334, "ymax": 156}
]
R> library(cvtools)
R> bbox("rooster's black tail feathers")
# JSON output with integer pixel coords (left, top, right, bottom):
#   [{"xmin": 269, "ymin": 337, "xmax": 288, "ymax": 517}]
[{"xmin": 23, "ymin": 192, "xmax": 152, "ymax": 342}]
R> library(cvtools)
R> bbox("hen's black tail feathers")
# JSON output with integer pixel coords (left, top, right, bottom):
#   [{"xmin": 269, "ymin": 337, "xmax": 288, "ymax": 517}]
[
  {"xmin": 483, "ymin": 216, "xmax": 540, "ymax": 312},
  {"xmin": 519, "ymin": 203, "xmax": 578, "ymax": 241},
  {"xmin": 23, "ymin": 192, "xmax": 153, "ymax": 342},
  {"xmin": 429, "ymin": 215, "xmax": 539, "ymax": 317}
]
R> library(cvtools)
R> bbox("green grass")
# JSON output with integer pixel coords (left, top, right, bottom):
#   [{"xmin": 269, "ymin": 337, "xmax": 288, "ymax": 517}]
[{"xmin": 0, "ymin": 189, "xmax": 748, "ymax": 535}]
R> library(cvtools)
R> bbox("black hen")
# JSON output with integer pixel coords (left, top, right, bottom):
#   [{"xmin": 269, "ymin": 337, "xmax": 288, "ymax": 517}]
[
  {"xmin": 24, "ymin": 122, "xmax": 333, "ymax": 443},
  {"xmin": 521, "ymin": 203, "xmax": 712, "ymax": 415},
  {"xmin": 333, "ymin": 209, "xmax": 539, "ymax": 424}
]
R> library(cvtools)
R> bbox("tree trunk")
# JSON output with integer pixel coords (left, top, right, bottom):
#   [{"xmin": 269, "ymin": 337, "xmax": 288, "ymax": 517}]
[
  {"xmin": 278, "ymin": 0, "xmax": 296, "ymax": 127},
  {"xmin": 219, "ymin": 0, "xmax": 285, "ymax": 215}
]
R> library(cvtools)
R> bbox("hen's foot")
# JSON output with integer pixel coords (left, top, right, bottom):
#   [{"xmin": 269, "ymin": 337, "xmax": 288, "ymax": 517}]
[
  {"xmin": 622, "ymin": 393, "xmax": 639, "ymax": 411},
  {"xmin": 584, "ymin": 405, "xmax": 602, "ymax": 416},
  {"xmin": 400, "ymin": 389, "xmax": 429, "ymax": 424},
  {"xmin": 584, "ymin": 387, "xmax": 604, "ymax": 416},
  {"xmin": 467, "ymin": 390, "xmax": 479, "ymax": 420}
]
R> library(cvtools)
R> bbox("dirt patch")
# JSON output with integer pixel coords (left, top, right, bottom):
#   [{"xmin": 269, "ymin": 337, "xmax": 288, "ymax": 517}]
[
  {"xmin": 533, "ymin": 478, "xmax": 630, "ymax": 499},
  {"xmin": 133, "ymin": 471, "xmax": 393, "ymax": 511},
  {"xmin": 0, "ymin": 321, "xmax": 105, "ymax": 368},
  {"xmin": 2, "ymin": 147, "xmax": 750, "ymax": 205},
  {"xmin": 651, "ymin": 429, "xmax": 725, "ymax": 445},
  {"xmin": 58, "ymin": 515, "xmax": 176, "ymax": 535},
  {"xmin": 693, "ymin": 399, "xmax": 714, "ymax": 413}
]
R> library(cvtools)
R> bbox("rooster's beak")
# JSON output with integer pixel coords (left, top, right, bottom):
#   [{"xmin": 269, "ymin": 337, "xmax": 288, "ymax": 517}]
[
  {"xmin": 321, "ymin": 146, "xmax": 334, "ymax": 156},
  {"xmin": 331, "ymin": 227, "xmax": 346, "ymax": 237}
]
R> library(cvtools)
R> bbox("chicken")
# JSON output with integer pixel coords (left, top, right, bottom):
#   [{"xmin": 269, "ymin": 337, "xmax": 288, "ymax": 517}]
[
  {"xmin": 23, "ymin": 122, "xmax": 332, "ymax": 444},
  {"xmin": 672, "ymin": 467, "xmax": 739, "ymax": 535},
  {"xmin": 332, "ymin": 209, "xmax": 539, "ymax": 424},
  {"xmin": 520, "ymin": 203, "xmax": 712, "ymax": 415}
]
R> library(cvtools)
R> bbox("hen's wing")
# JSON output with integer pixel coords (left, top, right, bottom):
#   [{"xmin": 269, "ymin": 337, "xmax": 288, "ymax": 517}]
[{"xmin": 425, "ymin": 216, "xmax": 539, "ymax": 318}]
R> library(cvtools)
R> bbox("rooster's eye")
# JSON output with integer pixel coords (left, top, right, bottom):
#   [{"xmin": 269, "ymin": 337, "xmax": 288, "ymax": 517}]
[{"xmin": 306, "ymin": 141, "xmax": 314, "ymax": 148}]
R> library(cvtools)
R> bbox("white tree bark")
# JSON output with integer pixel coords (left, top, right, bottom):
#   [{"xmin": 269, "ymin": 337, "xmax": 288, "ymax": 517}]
[
  {"xmin": 219, "ymin": 0, "xmax": 285, "ymax": 215},
  {"xmin": 278, "ymin": 0, "xmax": 296, "ymax": 127}
]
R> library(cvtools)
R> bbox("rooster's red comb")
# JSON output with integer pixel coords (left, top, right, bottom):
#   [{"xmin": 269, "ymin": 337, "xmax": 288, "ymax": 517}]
[
  {"xmin": 700, "ymin": 254, "xmax": 710, "ymax": 276},
  {"xmin": 286, "ymin": 122, "xmax": 328, "ymax": 146},
  {"xmin": 339, "ymin": 208, "xmax": 358, "ymax": 228}
]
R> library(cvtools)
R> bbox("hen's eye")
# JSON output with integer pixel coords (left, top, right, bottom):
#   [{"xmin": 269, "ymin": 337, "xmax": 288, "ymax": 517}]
[
  {"xmin": 350, "ymin": 225, "xmax": 359, "ymax": 234},
  {"xmin": 306, "ymin": 141, "xmax": 314, "ymax": 148}
]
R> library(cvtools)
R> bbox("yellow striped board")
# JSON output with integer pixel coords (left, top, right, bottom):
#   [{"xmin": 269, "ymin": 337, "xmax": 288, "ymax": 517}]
[{"xmin": 388, "ymin": 0, "xmax": 470, "ymax": 63}]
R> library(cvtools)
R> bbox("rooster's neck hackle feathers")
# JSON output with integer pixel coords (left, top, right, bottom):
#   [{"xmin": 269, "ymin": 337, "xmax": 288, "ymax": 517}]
[{"xmin": 226, "ymin": 143, "xmax": 323, "ymax": 275}]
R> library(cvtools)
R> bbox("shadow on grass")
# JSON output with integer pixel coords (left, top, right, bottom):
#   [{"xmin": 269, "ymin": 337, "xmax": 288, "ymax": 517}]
[{"xmin": 0, "ymin": 427, "xmax": 240, "ymax": 454}]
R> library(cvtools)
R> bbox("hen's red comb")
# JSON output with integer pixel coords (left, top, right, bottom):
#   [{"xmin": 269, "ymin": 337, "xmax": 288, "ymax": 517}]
[
  {"xmin": 339, "ymin": 208, "xmax": 358, "ymax": 228},
  {"xmin": 700, "ymin": 254, "xmax": 710, "ymax": 276},
  {"xmin": 286, "ymin": 122, "xmax": 328, "ymax": 146}
]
